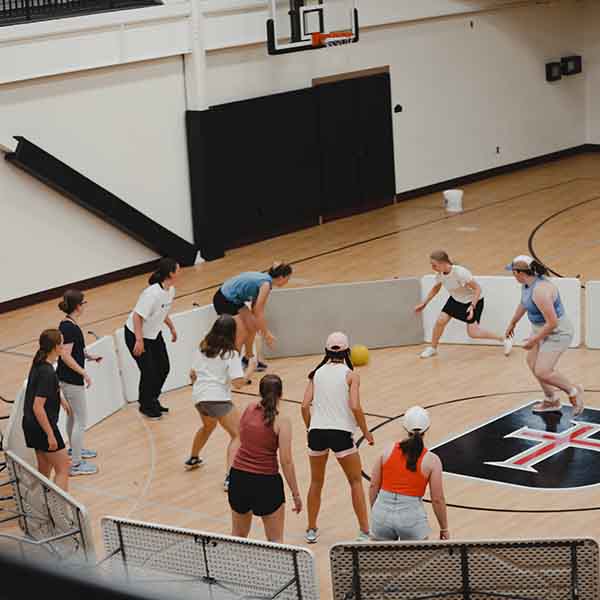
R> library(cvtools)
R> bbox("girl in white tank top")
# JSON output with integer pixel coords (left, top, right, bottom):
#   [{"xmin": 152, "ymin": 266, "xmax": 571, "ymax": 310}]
[{"xmin": 301, "ymin": 332, "xmax": 374, "ymax": 544}]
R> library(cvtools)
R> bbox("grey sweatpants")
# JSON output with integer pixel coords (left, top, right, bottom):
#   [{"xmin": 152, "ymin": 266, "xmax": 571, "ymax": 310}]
[{"xmin": 60, "ymin": 382, "xmax": 87, "ymax": 464}]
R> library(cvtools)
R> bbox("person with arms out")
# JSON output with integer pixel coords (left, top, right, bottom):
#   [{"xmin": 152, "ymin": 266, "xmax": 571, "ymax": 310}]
[
  {"xmin": 124, "ymin": 258, "xmax": 179, "ymax": 420},
  {"xmin": 369, "ymin": 406, "xmax": 449, "ymax": 541},
  {"xmin": 57, "ymin": 289, "xmax": 102, "ymax": 476},
  {"xmin": 186, "ymin": 315, "xmax": 256, "ymax": 491},
  {"xmin": 416, "ymin": 250, "xmax": 512, "ymax": 358},
  {"xmin": 228, "ymin": 374, "xmax": 302, "ymax": 543},
  {"xmin": 212, "ymin": 263, "xmax": 292, "ymax": 371},
  {"xmin": 22, "ymin": 329, "xmax": 72, "ymax": 491},
  {"xmin": 505, "ymin": 255, "xmax": 583, "ymax": 415},
  {"xmin": 301, "ymin": 332, "xmax": 374, "ymax": 544}
]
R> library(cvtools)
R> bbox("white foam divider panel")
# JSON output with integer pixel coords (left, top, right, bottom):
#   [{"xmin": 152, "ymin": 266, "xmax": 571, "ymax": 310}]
[
  {"xmin": 114, "ymin": 305, "xmax": 218, "ymax": 404},
  {"xmin": 421, "ymin": 275, "xmax": 581, "ymax": 347},
  {"xmin": 586, "ymin": 281, "xmax": 600, "ymax": 349},
  {"xmin": 4, "ymin": 380, "xmax": 36, "ymax": 466}
]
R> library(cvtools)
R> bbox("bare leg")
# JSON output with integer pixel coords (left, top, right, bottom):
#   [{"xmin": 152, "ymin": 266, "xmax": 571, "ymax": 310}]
[
  {"xmin": 466, "ymin": 323, "xmax": 504, "ymax": 342},
  {"xmin": 431, "ymin": 313, "xmax": 451, "ymax": 349},
  {"xmin": 534, "ymin": 350, "xmax": 576, "ymax": 396},
  {"xmin": 261, "ymin": 504, "xmax": 285, "ymax": 543},
  {"xmin": 231, "ymin": 510, "xmax": 253, "ymax": 538},
  {"xmin": 46, "ymin": 449, "xmax": 71, "ymax": 491},
  {"xmin": 307, "ymin": 454, "xmax": 328, "ymax": 531},
  {"xmin": 190, "ymin": 414, "xmax": 217, "ymax": 457},
  {"xmin": 337, "ymin": 452, "xmax": 370, "ymax": 534},
  {"xmin": 35, "ymin": 451, "xmax": 51, "ymax": 479},
  {"xmin": 238, "ymin": 307, "xmax": 258, "ymax": 358},
  {"xmin": 217, "ymin": 408, "xmax": 240, "ymax": 472},
  {"xmin": 233, "ymin": 314, "xmax": 248, "ymax": 353},
  {"xmin": 526, "ymin": 344, "xmax": 556, "ymax": 400}
]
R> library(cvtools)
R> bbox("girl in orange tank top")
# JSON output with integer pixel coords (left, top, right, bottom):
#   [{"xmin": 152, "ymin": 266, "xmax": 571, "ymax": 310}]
[{"xmin": 369, "ymin": 406, "xmax": 449, "ymax": 541}]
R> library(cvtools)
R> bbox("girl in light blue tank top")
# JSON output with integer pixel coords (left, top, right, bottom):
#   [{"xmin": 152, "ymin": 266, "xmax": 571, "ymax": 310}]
[
  {"xmin": 212, "ymin": 263, "xmax": 292, "ymax": 373},
  {"xmin": 505, "ymin": 255, "xmax": 583, "ymax": 416}
]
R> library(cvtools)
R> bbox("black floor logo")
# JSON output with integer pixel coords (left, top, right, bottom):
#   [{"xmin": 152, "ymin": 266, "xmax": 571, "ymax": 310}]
[{"xmin": 433, "ymin": 404, "xmax": 600, "ymax": 489}]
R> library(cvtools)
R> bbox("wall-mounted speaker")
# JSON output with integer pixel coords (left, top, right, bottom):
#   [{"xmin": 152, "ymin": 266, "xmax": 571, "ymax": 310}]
[
  {"xmin": 560, "ymin": 55, "xmax": 582, "ymax": 76},
  {"xmin": 545, "ymin": 62, "xmax": 562, "ymax": 82}
]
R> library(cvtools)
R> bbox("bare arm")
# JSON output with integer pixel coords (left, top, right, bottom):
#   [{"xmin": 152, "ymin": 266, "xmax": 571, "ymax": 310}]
[
  {"xmin": 132, "ymin": 312, "xmax": 145, "ymax": 357},
  {"xmin": 301, "ymin": 380, "xmax": 314, "ymax": 430},
  {"xmin": 60, "ymin": 343, "xmax": 91, "ymax": 387},
  {"xmin": 427, "ymin": 453, "xmax": 449, "ymax": 539},
  {"xmin": 164, "ymin": 315, "xmax": 177, "ymax": 342},
  {"xmin": 252, "ymin": 283, "xmax": 272, "ymax": 335},
  {"xmin": 505, "ymin": 303, "xmax": 527, "ymax": 338},
  {"xmin": 369, "ymin": 454, "xmax": 384, "ymax": 507},
  {"xmin": 464, "ymin": 280, "xmax": 481, "ymax": 320},
  {"xmin": 32, "ymin": 396, "xmax": 57, "ymax": 450},
  {"xmin": 277, "ymin": 417, "xmax": 302, "ymax": 513},
  {"xmin": 347, "ymin": 372, "xmax": 374, "ymax": 445},
  {"xmin": 415, "ymin": 282, "xmax": 442, "ymax": 312}
]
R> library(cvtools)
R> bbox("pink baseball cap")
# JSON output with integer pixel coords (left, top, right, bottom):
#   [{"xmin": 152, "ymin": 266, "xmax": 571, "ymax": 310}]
[{"xmin": 326, "ymin": 331, "xmax": 349, "ymax": 351}]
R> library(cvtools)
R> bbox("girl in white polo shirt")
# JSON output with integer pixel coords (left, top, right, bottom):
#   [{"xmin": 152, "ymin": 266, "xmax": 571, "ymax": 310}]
[
  {"xmin": 186, "ymin": 315, "xmax": 256, "ymax": 491},
  {"xmin": 415, "ymin": 250, "xmax": 513, "ymax": 359},
  {"xmin": 124, "ymin": 258, "xmax": 179, "ymax": 419}
]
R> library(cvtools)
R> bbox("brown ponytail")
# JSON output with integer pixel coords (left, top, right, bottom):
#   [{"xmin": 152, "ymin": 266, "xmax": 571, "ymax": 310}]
[
  {"xmin": 259, "ymin": 374, "xmax": 282, "ymax": 428},
  {"xmin": 32, "ymin": 329, "xmax": 62, "ymax": 369},
  {"xmin": 58, "ymin": 289, "xmax": 84, "ymax": 315},
  {"xmin": 308, "ymin": 348, "xmax": 353, "ymax": 380},
  {"xmin": 399, "ymin": 432, "xmax": 425, "ymax": 472},
  {"xmin": 149, "ymin": 257, "xmax": 179, "ymax": 285}
]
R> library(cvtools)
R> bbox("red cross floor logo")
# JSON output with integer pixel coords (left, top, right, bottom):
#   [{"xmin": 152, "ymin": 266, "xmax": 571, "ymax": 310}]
[
  {"xmin": 485, "ymin": 421, "xmax": 600, "ymax": 473},
  {"xmin": 433, "ymin": 403, "xmax": 600, "ymax": 489}
]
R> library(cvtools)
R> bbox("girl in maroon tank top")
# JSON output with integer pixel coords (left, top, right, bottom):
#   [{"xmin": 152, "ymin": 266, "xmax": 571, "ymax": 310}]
[{"xmin": 228, "ymin": 375, "xmax": 302, "ymax": 543}]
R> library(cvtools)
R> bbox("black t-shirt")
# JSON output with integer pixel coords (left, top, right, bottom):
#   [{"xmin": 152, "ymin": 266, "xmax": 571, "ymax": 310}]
[
  {"xmin": 57, "ymin": 319, "xmax": 85, "ymax": 386},
  {"xmin": 23, "ymin": 362, "xmax": 61, "ymax": 428}
]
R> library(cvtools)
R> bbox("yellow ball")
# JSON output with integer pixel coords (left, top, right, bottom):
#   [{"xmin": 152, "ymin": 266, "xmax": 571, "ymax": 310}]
[{"xmin": 351, "ymin": 344, "xmax": 369, "ymax": 366}]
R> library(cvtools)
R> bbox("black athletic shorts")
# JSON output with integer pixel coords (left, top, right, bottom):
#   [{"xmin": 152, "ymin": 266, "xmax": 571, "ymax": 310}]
[
  {"xmin": 228, "ymin": 467, "xmax": 285, "ymax": 517},
  {"xmin": 307, "ymin": 428, "xmax": 356, "ymax": 457},
  {"xmin": 213, "ymin": 289, "xmax": 245, "ymax": 316},
  {"xmin": 23, "ymin": 420, "xmax": 65, "ymax": 453},
  {"xmin": 442, "ymin": 297, "xmax": 484, "ymax": 324}
]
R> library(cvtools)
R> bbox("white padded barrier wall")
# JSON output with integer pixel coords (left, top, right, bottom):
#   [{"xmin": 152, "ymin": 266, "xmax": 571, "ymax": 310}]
[
  {"xmin": 586, "ymin": 281, "xmax": 600, "ymax": 349},
  {"xmin": 421, "ymin": 275, "xmax": 581, "ymax": 347},
  {"xmin": 115, "ymin": 305, "xmax": 218, "ymax": 404},
  {"xmin": 4, "ymin": 381, "xmax": 35, "ymax": 466}
]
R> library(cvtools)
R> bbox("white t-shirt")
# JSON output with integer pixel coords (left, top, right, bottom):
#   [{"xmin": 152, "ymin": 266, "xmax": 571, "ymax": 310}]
[
  {"xmin": 191, "ymin": 349, "xmax": 244, "ymax": 403},
  {"xmin": 310, "ymin": 363, "xmax": 357, "ymax": 434},
  {"xmin": 125, "ymin": 284, "xmax": 175, "ymax": 340},
  {"xmin": 435, "ymin": 265, "xmax": 478, "ymax": 303}
]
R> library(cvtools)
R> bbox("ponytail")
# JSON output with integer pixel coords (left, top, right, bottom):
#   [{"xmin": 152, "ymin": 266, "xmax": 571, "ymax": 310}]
[
  {"xmin": 259, "ymin": 374, "xmax": 282, "ymax": 428},
  {"xmin": 149, "ymin": 257, "xmax": 179, "ymax": 286},
  {"xmin": 268, "ymin": 262, "xmax": 292, "ymax": 280},
  {"xmin": 530, "ymin": 260, "xmax": 549, "ymax": 277},
  {"xmin": 32, "ymin": 329, "xmax": 62, "ymax": 369},
  {"xmin": 308, "ymin": 348, "xmax": 353, "ymax": 380},
  {"xmin": 58, "ymin": 289, "xmax": 84, "ymax": 315},
  {"xmin": 399, "ymin": 432, "xmax": 424, "ymax": 472}
]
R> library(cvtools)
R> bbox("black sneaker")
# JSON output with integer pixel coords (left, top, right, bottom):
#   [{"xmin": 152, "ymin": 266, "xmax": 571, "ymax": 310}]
[
  {"xmin": 184, "ymin": 457, "xmax": 203, "ymax": 471},
  {"xmin": 241, "ymin": 356, "xmax": 249, "ymax": 368},
  {"xmin": 255, "ymin": 361, "xmax": 268, "ymax": 372},
  {"xmin": 140, "ymin": 408, "xmax": 161, "ymax": 420},
  {"xmin": 158, "ymin": 403, "xmax": 169, "ymax": 413}
]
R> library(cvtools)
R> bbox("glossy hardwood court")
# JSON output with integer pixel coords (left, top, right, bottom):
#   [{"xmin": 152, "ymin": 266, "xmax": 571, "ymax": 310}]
[{"xmin": 2, "ymin": 153, "xmax": 600, "ymax": 595}]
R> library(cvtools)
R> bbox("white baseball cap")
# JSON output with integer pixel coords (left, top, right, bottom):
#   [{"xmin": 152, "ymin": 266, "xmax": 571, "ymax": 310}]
[
  {"xmin": 505, "ymin": 254, "xmax": 534, "ymax": 271},
  {"xmin": 402, "ymin": 406, "xmax": 431, "ymax": 433},
  {"xmin": 326, "ymin": 331, "xmax": 349, "ymax": 351}
]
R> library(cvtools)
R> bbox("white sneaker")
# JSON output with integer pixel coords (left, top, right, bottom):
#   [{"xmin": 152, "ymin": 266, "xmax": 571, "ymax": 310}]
[
  {"xmin": 419, "ymin": 346, "xmax": 438, "ymax": 359},
  {"xmin": 532, "ymin": 396, "xmax": 561, "ymax": 413},
  {"xmin": 70, "ymin": 461, "xmax": 98, "ymax": 476},
  {"xmin": 305, "ymin": 528, "xmax": 318, "ymax": 544},
  {"xmin": 571, "ymin": 384, "xmax": 585, "ymax": 417},
  {"xmin": 355, "ymin": 531, "xmax": 370, "ymax": 542},
  {"xmin": 503, "ymin": 338, "xmax": 513, "ymax": 356}
]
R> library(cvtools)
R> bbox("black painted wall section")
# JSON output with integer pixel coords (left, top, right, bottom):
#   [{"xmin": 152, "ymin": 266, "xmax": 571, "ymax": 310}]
[{"xmin": 5, "ymin": 136, "xmax": 197, "ymax": 266}]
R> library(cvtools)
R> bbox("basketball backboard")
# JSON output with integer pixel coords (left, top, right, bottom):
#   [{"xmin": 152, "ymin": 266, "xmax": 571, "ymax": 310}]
[{"xmin": 267, "ymin": 0, "xmax": 359, "ymax": 55}]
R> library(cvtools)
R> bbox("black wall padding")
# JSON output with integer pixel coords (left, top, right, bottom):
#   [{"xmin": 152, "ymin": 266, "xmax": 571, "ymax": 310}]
[
  {"xmin": 186, "ymin": 72, "xmax": 396, "ymax": 260},
  {"xmin": 5, "ymin": 137, "xmax": 197, "ymax": 266},
  {"xmin": 187, "ymin": 88, "xmax": 321, "ymax": 258},
  {"xmin": 318, "ymin": 72, "xmax": 396, "ymax": 221}
]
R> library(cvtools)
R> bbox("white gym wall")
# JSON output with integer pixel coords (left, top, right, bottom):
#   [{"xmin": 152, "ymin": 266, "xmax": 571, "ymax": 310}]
[
  {"xmin": 0, "ymin": 57, "xmax": 192, "ymax": 303},
  {"xmin": 584, "ymin": 0, "xmax": 600, "ymax": 144}
]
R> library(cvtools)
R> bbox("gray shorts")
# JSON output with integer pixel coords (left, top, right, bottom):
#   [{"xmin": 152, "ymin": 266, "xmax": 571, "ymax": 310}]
[
  {"xmin": 195, "ymin": 401, "xmax": 234, "ymax": 419},
  {"xmin": 370, "ymin": 490, "xmax": 431, "ymax": 541},
  {"xmin": 531, "ymin": 315, "xmax": 573, "ymax": 353}
]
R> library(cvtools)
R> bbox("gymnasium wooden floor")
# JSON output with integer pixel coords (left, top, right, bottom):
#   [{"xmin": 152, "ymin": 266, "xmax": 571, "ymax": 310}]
[{"xmin": 2, "ymin": 153, "xmax": 600, "ymax": 596}]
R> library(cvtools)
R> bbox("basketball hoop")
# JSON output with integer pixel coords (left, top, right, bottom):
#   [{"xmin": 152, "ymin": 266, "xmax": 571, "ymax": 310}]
[{"xmin": 311, "ymin": 31, "xmax": 355, "ymax": 48}]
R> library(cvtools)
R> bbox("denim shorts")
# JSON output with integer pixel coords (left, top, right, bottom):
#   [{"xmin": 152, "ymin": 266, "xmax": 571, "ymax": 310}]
[{"xmin": 370, "ymin": 490, "xmax": 431, "ymax": 541}]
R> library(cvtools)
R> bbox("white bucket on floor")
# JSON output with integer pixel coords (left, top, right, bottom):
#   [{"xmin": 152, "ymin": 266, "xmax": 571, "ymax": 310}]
[{"xmin": 443, "ymin": 189, "xmax": 463, "ymax": 213}]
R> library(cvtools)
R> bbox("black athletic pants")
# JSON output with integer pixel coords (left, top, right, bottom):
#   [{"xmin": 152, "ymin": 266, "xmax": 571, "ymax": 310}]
[{"xmin": 124, "ymin": 326, "xmax": 170, "ymax": 412}]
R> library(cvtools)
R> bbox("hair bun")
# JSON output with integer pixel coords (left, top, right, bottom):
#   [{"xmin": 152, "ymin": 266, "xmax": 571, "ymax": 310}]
[{"xmin": 58, "ymin": 300, "xmax": 68, "ymax": 313}]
